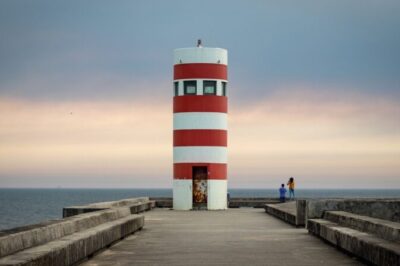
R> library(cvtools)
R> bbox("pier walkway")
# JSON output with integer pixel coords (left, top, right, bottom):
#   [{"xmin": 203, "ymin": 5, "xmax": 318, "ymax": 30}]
[{"xmin": 82, "ymin": 208, "xmax": 363, "ymax": 266}]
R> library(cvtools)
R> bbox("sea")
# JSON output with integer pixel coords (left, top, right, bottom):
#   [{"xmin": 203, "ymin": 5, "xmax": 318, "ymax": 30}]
[{"xmin": 0, "ymin": 188, "xmax": 399, "ymax": 230}]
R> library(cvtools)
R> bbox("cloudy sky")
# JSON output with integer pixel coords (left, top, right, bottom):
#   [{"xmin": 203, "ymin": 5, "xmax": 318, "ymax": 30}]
[{"xmin": 0, "ymin": 0, "xmax": 399, "ymax": 188}]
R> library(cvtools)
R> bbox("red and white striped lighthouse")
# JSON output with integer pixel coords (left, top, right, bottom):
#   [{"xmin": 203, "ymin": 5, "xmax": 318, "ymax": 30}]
[{"xmin": 173, "ymin": 41, "xmax": 228, "ymax": 210}]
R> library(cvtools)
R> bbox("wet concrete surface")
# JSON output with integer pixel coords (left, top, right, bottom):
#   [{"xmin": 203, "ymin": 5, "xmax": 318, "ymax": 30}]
[{"xmin": 81, "ymin": 208, "xmax": 364, "ymax": 266}]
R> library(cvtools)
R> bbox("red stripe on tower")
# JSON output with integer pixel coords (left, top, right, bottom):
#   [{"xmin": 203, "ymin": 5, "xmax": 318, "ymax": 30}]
[
  {"xmin": 173, "ymin": 96, "xmax": 227, "ymax": 113},
  {"xmin": 173, "ymin": 130, "xmax": 227, "ymax": 147},
  {"xmin": 174, "ymin": 163, "xmax": 227, "ymax": 180}
]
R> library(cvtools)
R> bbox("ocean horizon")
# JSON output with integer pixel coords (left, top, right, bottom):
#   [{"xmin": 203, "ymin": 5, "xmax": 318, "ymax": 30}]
[{"xmin": 1, "ymin": 188, "xmax": 399, "ymax": 230}]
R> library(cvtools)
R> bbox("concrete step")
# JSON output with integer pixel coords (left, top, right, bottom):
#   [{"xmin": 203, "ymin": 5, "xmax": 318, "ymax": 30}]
[
  {"xmin": 63, "ymin": 198, "xmax": 154, "ymax": 217},
  {"xmin": 0, "ymin": 199, "xmax": 154, "ymax": 259},
  {"xmin": 308, "ymin": 218, "xmax": 400, "ymax": 266},
  {"xmin": 264, "ymin": 202, "xmax": 297, "ymax": 226},
  {"xmin": 324, "ymin": 211, "xmax": 400, "ymax": 243},
  {"xmin": 0, "ymin": 214, "xmax": 144, "ymax": 266},
  {"xmin": 0, "ymin": 207, "xmax": 131, "ymax": 258}
]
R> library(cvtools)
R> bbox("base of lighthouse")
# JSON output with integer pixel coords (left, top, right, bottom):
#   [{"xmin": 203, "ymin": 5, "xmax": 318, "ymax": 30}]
[{"xmin": 173, "ymin": 180, "xmax": 227, "ymax": 210}]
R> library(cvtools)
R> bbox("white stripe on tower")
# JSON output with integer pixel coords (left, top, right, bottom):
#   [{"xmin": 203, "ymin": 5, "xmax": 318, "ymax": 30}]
[
  {"xmin": 207, "ymin": 180, "xmax": 227, "ymax": 208},
  {"xmin": 173, "ymin": 47, "xmax": 228, "ymax": 65},
  {"xmin": 173, "ymin": 113, "xmax": 227, "ymax": 130},
  {"xmin": 173, "ymin": 147, "xmax": 227, "ymax": 164}
]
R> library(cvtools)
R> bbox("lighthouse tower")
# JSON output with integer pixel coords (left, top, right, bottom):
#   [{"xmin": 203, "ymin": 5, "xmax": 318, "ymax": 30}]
[{"xmin": 173, "ymin": 40, "xmax": 228, "ymax": 210}]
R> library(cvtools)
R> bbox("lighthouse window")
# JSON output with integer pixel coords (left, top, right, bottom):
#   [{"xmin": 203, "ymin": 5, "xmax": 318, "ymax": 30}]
[
  {"xmin": 184, "ymin": 80, "xmax": 197, "ymax": 95},
  {"xmin": 203, "ymin": 81, "xmax": 216, "ymax": 95},
  {"xmin": 222, "ymin": 82, "xmax": 227, "ymax": 96},
  {"xmin": 174, "ymin": 82, "xmax": 179, "ymax": 96}
]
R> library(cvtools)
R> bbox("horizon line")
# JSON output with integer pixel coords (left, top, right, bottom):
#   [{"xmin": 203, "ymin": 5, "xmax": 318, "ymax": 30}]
[{"xmin": 1, "ymin": 187, "xmax": 400, "ymax": 190}]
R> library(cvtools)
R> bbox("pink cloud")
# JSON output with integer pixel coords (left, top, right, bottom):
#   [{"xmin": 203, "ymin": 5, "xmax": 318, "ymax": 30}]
[{"xmin": 0, "ymin": 87, "xmax": 399, "ymax": 188}]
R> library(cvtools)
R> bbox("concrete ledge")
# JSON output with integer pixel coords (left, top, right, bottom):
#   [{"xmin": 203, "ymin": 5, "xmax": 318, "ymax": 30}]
[
  {"xmin": 306, "ymin": 199, "xmax": 400, "ymax": 223},
  {"xmin": 127, "ymin": 200, "xmax": 155, "ymax": 214},
  {"xmin": 296, "ymin": 200, "xmax": 306, "ymax": 226},
  {"xmin": 265, "ymin": 202, "xmax": 297, "ymax": 226},
  {"xmin": 324, "ymin": 211, "xmax": 400, "ymax": 242},
  {"xmin": 307, "ymin": 218, "xmax": 400, "ymax": 266},
  {"xmin": 0, "ymin": 214, "xmax": 144, "ymax": 266},
  {"xmin": 0, "ymin": 208, "xmax": 131, "ymax": 258},
  {"xmin": 150, "ymin": 197, "xmax": 282, "ymax": 208},
  {"xmin": 150, "ymin": 197, "xmax": 172, "ymax": 208},
  {"xmin": 229, "ymin": 198, "xmax": 280, "ymax": 208},
  {"xmin": 0, "ymin": 198, "xmax": 154, "ymax": 259},
  {"xmin": 85, "ymin": 197, "xmax": 149, "ymax": 208},
  {"xmin": 63, "ymin": 197, "xmax": 152, "ymax": 217}
]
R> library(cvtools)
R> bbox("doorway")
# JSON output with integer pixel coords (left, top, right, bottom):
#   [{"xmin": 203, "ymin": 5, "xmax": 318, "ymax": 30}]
[{"xmin": 192, "ymin": 166, "xmax": 208, "ymax": 209}]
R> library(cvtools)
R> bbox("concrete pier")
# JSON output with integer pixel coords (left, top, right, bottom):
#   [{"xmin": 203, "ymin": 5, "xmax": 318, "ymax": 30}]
[
  {"xmin": 82, "ymin": 208, "xmax": 363, "ymax": 266},
  {"xmin": 2, "ymin": 198, "xmax": 398, "ymax": 265}
]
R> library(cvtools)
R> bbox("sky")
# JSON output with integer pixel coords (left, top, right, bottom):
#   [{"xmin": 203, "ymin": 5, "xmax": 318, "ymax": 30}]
[{"xmin": 0, "ymin": 0, "xmax": 399, "ymax": 188}]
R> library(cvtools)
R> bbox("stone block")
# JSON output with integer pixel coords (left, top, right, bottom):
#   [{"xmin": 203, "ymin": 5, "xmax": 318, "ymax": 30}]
[
  {"xmin": 0, "ymin": 215, "xmax": 144, "ymax": 266},
  {"xmin": 324, "ymin": 211, "xmax": 400, "ymax": 242},
  {"xmin": 308, "ymin": 218, "xmax": 400, "ymax": 266},
  {"xmin": 264, "ymin": 202, "xmax": 297, "ymax": 226}
]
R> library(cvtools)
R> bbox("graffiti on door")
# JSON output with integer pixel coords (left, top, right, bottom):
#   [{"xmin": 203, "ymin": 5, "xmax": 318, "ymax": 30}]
[{"xmin": 193, "ymin": 179, "xmax": 207, "ymax": 203}]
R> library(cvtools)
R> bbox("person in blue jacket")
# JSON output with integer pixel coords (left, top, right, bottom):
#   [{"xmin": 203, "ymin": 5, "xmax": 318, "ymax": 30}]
[{"xmin": 279, "ymin": 184, "xmax": 287, "ymax": 203}]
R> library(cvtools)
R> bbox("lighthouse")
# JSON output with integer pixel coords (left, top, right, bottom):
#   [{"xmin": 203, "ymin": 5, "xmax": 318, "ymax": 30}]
[{"xmin": 173, "ymin": 40, "xmax": 228, "ymax": 210}]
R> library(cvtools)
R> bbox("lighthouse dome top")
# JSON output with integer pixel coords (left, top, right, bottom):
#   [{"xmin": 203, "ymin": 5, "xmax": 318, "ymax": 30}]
[{"xmin": 174, "ymin": 47, "xmax": 228, "ymax": 65}]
